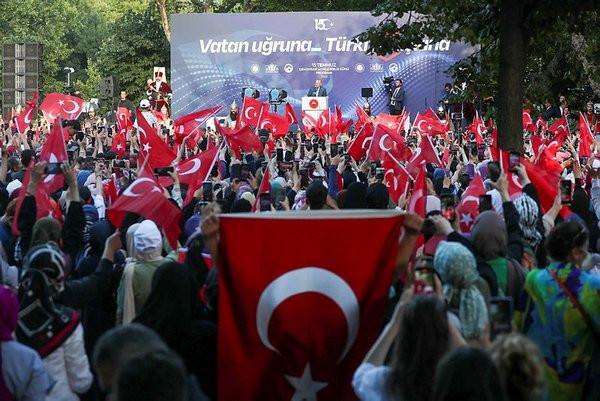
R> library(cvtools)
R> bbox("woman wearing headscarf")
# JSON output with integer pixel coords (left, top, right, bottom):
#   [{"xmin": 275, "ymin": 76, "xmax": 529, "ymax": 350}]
[
  {"xmin": 366, "ymin": 183, "xmax": 390, "ymax": 209},
  {"xmin": 515, "ymin": 221, "xmax": 600, "ymax": 401},
  {"xmin": 116, "ymin": 220, "xmax": 167, "ymax": 324},
  {"xmin": 16, "ymin": 244, "xmax": 93, "ymax": 400},
  {"xmin": 471, "ymin": 210, "xmax": 526, "ymax": 300},
  {"xmin": 513, "ymin": 194, "xmax": 544, "ymax": 269},
  {"xmin": 434, "ymin": 241, "xmax": 489, "ymax": 340},
  {"xmin": 135, "ymin": 262, "xmax": 217, "ymax": 399},
  {"xmin": 342, "ymin": 182, "xmax": 367, "ymax": 209},
  {"xmin": 1, "ymin": 286, "xmax": 54, "ymax": 400}
]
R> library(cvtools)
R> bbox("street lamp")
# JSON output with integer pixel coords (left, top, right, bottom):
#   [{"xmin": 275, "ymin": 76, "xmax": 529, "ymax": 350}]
[{"xmin": 64, "ymin": 67, "xmax": 75, "ymax": 87}]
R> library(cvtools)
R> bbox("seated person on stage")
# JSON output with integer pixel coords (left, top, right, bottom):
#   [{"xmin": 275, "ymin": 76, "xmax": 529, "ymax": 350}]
[{"xmin": 307, "ymin": 79, "xmax": 327, "ymax": 97}]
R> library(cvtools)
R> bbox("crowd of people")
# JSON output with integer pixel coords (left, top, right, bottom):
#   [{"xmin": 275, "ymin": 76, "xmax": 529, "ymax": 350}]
[{"xmin": 0, "ymin": 87, "xmax": 599, "ymax": 401}]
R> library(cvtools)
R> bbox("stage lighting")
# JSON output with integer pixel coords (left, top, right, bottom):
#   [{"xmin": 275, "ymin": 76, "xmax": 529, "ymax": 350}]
[
  {"xmin": 242, "ymin": 87, "xmax": 260, "ymax": 99},
  {"xmin": 268, "ymin": 88, "xmax": 287, "ymax": 103}
]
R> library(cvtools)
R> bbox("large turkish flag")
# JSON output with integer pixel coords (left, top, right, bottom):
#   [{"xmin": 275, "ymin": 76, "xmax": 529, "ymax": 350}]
[{"xmin": 218, "ymin": 211, "xmax": 404, "ymax": 401}]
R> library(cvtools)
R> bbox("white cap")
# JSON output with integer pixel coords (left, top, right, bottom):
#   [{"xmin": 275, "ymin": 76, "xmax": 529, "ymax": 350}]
[
  {"xmin": 140, "ymin": 99, "xmax": 151, "ymax": 108},
  {"xmin": 230, "ymin": 101, "xmax": 238, "ymax": 109},
  {"xmin": 6, "ymin": 180, "xmax": 22, "ymax": 197}
]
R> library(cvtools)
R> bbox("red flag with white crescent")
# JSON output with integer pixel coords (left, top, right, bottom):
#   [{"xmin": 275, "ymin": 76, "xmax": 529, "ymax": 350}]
[
  {"xmin": 382, "ymin": 153, "xmax": 411, "ymax": 204},
  {"xmin": 578, "ymin": 112, "xmax": 593, "ymax": 158},
  {"xmin": 39, "ymin": 92, "xmax": 85, "ymax": 121},
  {"xmin": 366, "ymin": 124, "xmax": 412, "ymax": 164},
  {"xmin": 15, "ymin": 92, "xmax": 37, "ymax": 134},
  {"xmin": 455, "ymin": 174, "xmax": 487, "ymax": 232},
  {"xmin": 39, "ymin": 120, "xmax": 68, "ymax": 194},
  {"xmin": 347, "ymin": 123, "xmax": 374, "ymax": 161},
  {"xmin": 407, "ymin": 165, "xmax": 427, "ymax": 217},
  {"xmin": 259, "ymin": 112, "xmax": 289, "ymax": 138},
  {"xmin": 135, "ymin": 109, "xmax": 177, "ymax": 167},
  {"xmin": 406, "ymin": 134, "xmax": 444, "ymax": 177},
  {"xmin": 240, "ymin": 97, "xmax": 270, "ymax": 127},
  {"xmin": 217, "ymin": 211, "xmax": 404, "ymax": 401},
  {"xmin": 107, "ymin": 164, "xmax": 182, "ymax": 249},
  {"xmin": 285, "ymin": 102, "xmax": 298, "ymax": 125},
  {"xmin": 522, "ymin": 109, "xmax": 536, "ymax": 132}
]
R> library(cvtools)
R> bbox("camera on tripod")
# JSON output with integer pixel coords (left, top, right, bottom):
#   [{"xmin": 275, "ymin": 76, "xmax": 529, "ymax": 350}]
[{"xmin": 383, "ymin": 76, "xmax": 394, "ymax": 85}]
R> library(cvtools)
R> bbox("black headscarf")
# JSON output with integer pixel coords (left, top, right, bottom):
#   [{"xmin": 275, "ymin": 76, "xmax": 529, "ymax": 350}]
[
  {"xmin": 135, "ymin": 261, "xmax": 216, "ymax": 398},
  {"xmin": 342, "ymin": 182, "xmax": 367, "ymax": 209},
  {"xmin": 366, "ymin": 183, "xmax": 390, "ymax": 209}
]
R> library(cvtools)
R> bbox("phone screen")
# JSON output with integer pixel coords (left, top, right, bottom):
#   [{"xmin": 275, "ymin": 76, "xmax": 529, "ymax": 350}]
[
  {"xmin": 560, "ymin": 180, "xmax": 572, "ymax": 204},
  {"xmin": 330, "ymin": 143, "xmax": 338, "ymax": 157},
  {"xmin": 45, "ymin": 163, "xmax": 63, "ymax": 175},
  {"xmin": 479, "ymin": 195, "xmax": 493, "ymax": 212},
  {"xmin": 241, "ymin": 164, "xmax": 251, "ymax": 180},
  {"xmin": 441, "ymin": 195, "xmax": 456, "ymax": 221},
  {"xmin": 276, "ymin": 148, "xmax": 284, "ymax": 162},
  {"xmin": 414, "ymin": 268, "xmax": 435, "ymax": 294},
  {"xmin": 489, "ymin": 296, "xmax": 513, "ymax": 339},
  {"xmin": 202, "ymin": 181, "xmax": 213, "ymax": 201},
  {"xmin": 477, "ymin": 144, "xmax": 486, "ymax": 161},
  {"xmin": 509, "ymin": 152, "xmax": 520, "ymax": 171},
  {"xmin": 488, "ymin": 161, "xmax": 501, "ymax": 182},
  {"xmin": 259, "ymin": 193, "xmax": 271, "ymax": 212}
]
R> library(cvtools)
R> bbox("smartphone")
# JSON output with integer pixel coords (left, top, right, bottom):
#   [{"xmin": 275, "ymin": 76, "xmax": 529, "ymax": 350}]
[
  {"xmin": 489, "ymin": 296, "xmax": 513, "ymax": 339},
  {"xmin": 450, "ymin": 144, "xmax": 458, "ymax": 155},
  {"xmin": 45, "ymin": 162, "xmax": 63, "ymax": 175},
  {"xmin": 488, "ymin": 161, "xmax": 501, "ymax": 182},
  {"xmin": 107, "ymin": 127, "xmax": 113, "ymax": 136},
  {"xmin": 202, "ymin": 181, "xmax": 213, "ymax": 201},
  {"xmin": 276, "ymin": 148, "xmax": 284, "ymax": 162},
  {"xmin": 477, "ymin": 144, "xmax": 486, "ymax": 161},
  {"xmin": 441, "ymin": 194, "xmax": 456, "ymax": 221},
  {"xmin": 560, "ymin": 179, "xmax": 572, "ymax": 204},
  {"xmin": 241, "ymin": 164, "xmax": 251, "ymax": 180},
  {"xmin": 330, "ymin": 143, "xmax": 338, "ymax": 157},
  {"xmin": 231, "ymin": 164, "xmax": 242, "ymax": 180},
  {"xmin": 301, "ymin": 133, "xmax": 306, "ymax": 142},
  {"xmin": 479, "ymin": 194, "xmax": 493, "ymax": 212},
  {"xmin": 438, "ymin": 138, "xmax": 445, "ymax": 147},
  {"xmin": 414, "ymin": 268, "xmax": 435, "ymax": 294},
  {"xmin": 154, "ymin": 166, "xmax": 174, "ymax": 176},
  {"xmin": 299, "ymin": 144, "xmax": 305, "ymax": 159},
  {"xmin": 375, "ymin": 167, "xmax": 385, "ymax": 180},
  {"xmin": 259, "ymin": 192, "xmax": 271, "ymax": 212},
  {"xmin": 76, "ymin": 131, "xmax": 84, "ymax": 142},
  {"xmin": 271, "ymin": 187, "xmax": 286, "ymax": 209},
  {"xmin": 508, "ymin": 151, "xmax": 520, "ymax": 172}
]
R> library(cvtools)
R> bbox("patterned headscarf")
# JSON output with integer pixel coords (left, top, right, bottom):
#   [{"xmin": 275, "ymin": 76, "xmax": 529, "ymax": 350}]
[
  {"xmin": 434, "ymin": 241, "xmax": 488, "ymax": 339},
  {"xmin": 513, "ymin": 194, "xmax": 543, "ymax": 248}
]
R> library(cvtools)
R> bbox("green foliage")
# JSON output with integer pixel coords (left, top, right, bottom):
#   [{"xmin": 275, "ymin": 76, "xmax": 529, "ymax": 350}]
[
  {"xmin": 357, "ymin": 0, "xmax": 600, "ymax": 111},
  {"xmin": 96, "ymin": 4, "xmax": 169, "ymax": 102}
]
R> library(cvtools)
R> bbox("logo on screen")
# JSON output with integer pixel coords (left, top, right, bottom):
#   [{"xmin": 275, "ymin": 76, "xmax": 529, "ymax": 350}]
[
  {"xmin": 370, "ymin": 63, "xmax": 383, "ymax": 73},
  {"xmin": 251, "ymin": 64, "xmax": 260, "ymax": 74},
  {"xmin": 265, "ymin": 64, "xmax": 279, "ymax": 74},
  {"xmin": 284, "ymin": 64, "xmax": 294, "ymax": 73},
  {"xmin": 388, "ymin": 63, "xmax": 399, "ymax": 74},
  {"xmin": 355, "ymin": 63, "xmax": 365, "ymax": 73},
  {"xmin": 315, "ymin": 19, "xmax": 333, "ymax": 31}
]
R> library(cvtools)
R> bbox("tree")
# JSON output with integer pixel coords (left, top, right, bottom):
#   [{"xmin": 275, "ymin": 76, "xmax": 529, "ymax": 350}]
[
  {"xmin": 358, "ymin": 0, "xmax": 600, "ymax": 152},
  {"xmin": 95, "ymin": 4, "xmax": 169, "ymax": 102}
]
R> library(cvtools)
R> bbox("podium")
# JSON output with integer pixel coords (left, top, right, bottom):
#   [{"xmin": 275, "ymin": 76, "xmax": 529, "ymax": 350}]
[{"xmin": 302, "ymin": 96, "xmax": 328, "ymax": 120}]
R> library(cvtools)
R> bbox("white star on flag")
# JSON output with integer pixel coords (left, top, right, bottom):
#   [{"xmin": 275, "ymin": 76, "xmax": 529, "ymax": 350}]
[
  {"xmin": 58, "ymin": 100, "xmax": 65, "ymax": 105},
  {"xmin": 460, "ymin": 213, "xmax": 473, "ymax": 226},
  {"xmin": 116, "ymin": 144, "xmax": 123, "ymax": 150},
  {"xmin": 143, "ymin": 143, "xmax": 151, "ymax": 152},
  {"xmin": 285, "ymin": 363, "xmax": 327, "ymax": 401}
]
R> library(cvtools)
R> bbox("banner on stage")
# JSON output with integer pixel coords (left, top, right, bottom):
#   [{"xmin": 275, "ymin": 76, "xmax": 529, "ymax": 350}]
[{"xmin": 171, "ymin": 12, "xmax": 476, "ymax": 120}]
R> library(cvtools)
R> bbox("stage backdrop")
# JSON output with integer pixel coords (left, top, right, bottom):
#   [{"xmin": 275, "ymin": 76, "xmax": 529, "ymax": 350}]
[{"xmin": 171, "ymin": 12, "xmax": 476, "ymax": 121}]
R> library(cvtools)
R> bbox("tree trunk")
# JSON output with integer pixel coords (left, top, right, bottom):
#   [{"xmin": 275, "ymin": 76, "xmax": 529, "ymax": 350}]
[
  {"xmin": 497, "ymin": 0, "xmax": 530, "ymax": 153},
  {"xmin": 156, "ymin": 0, "xmax": 171, "ymax": 43}
]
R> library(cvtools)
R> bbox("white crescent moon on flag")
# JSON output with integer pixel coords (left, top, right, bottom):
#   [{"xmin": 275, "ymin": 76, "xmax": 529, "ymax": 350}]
[
  {"xmin": 178, "ymin": 159, "xmax": 202, "ymax": 176},
  {"xmin": 122, "ymin": 177, "xmax": 156, "ymax": 198},
  {"xmin": 260, "ymin": 119, "xmax": 272, "ymax": 129},
  {"xmin": 244, "ymin": 106, "xmax": 256, "ymax": 120},
  {"xmin": 319, "ymin": 114, "xmax": 327, "ymax": 127},
  {"xmin": 409, "ymin": 147, "xmax": 422, "ymax": 164},
  {"xmin": 287, "ymin": 111, "xmax": 294, "ymax": 122},
  {"xmin": 62, "ymin": 100, "xmax": 81, "ymax": 115},
  {"xmin": 379, "ymin": 134, "xmax": 392, "ymax": 152},
  {"xmin": 256, "ymin": 267, "xmax": 359, "ymax": 363},
  {"xmin": 417, "ymin": 119, "xmax": 428, "ymax": 132},
  {"xmin": 511, "ymin": 174, "xmax": 523, "ymax": 189},
  {"xmin": 23, "ymin": 109, "xmax": 34, "ymax": 124},
  {"xmin": 361, "ymin": 137, "xmax": 372, "ymax": 150},
  {"xmin": 384, "ymin": 169, "xmax": 399, "ymax": 191},
  {"xmin": 462, "ymin": 195, "xmax": 480, "ymax": 205}
]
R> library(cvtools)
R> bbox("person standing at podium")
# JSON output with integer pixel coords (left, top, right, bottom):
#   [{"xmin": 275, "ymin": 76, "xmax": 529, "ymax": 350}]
[
  {"xmin": 307, "ymin": 79, "xmax": 327, "ymax": 97},
  {"xmin": 387, "ymin": 78, "xmax": 405, "ymax": 115}
]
